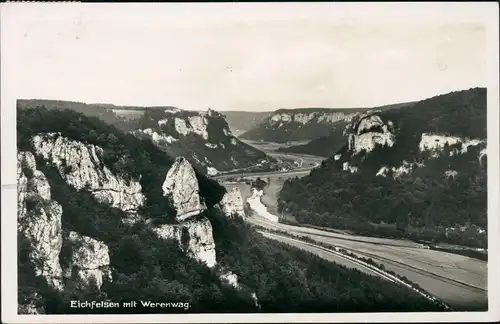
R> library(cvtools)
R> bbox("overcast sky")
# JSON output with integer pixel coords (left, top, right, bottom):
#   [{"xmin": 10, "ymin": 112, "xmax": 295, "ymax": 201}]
[{"xmin": 1, "ymin": 3, "xmax": 493, "ymax": 111}]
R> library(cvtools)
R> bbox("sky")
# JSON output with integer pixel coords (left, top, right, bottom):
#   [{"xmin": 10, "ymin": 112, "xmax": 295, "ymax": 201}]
[{"xmin": 1, "ymin": 3, "xmax": 494, "ymax": 112}]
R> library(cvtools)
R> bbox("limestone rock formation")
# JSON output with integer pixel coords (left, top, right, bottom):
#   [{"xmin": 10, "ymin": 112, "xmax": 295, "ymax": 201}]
[
  {"xmin": 220, "ymin": 271, "xmax": 239, "ymax": 289},
  {"xmin": 31, "ymin": 133, "xmax": 145, "ymax": 213},
  {"xmin": 346, "ymin": 114, "xmax": 396, "ymax": 154},
  {"xmin": 63, "ymin": 231, "xmax": 112, "ymax": 290},
  {"xmin": 17, "ymin": 151, "xmax": 64, "ymax": 291},
  {"xmin": 152, "ymin": 218, "xmax": 216, "ymax": 268},
  {"xmin": 162, "ymin": 157, "xmax": 206, "ymax": 221},
  {"xmin": 219, "ymin": 187, "xmax": 245, "ymax": 218},
  {"xmin": 419, "ymin": 133, "xmax": 485, "ymax": 158},
  {"xmin": 269, "ymin": 111, "xmax": 356, "ymax": 125}
]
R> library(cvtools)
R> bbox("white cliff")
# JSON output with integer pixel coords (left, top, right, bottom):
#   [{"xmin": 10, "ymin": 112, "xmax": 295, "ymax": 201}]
[
  {"xmin": 357, "ymin": 115, "xmax": 384, "ymax": 134},
  {"xmin": 293, "ymin": 113, "xmax": 317, "ymax": 124},
  {"xmin": 162, "ymin": 157, "xmax": 206, "ymax": 221},
  {"xmin": 219, "ymin": 188, "xmax": 246, "ymax": 218},
  {"xmin": 64, "ymin": 231, "xmax": 112, "ymax": 290},
  {"xmin": 18, "ymin": 151, "xmax": 64, "ymax": 291},
  {"xmin": 174, "ymin": 116, "xmax": 210, "ymax": 140},
  {"xmin": 135, "ymin": 128, "xmax": 179, "ymax": 144},
  {"xmin": 152, "ymin": 218, "xmax": 217, "ymax": 268},
  {"xmin": 270, "ymin": 113, "xmax": 292, "ymax": 123},
  {"xmin": 347, "ymin": 114, "xmax": 396, "ymax": 154},
  {"xmin": 31, "ymin": 133, "xmax": 145, "ymax": 213},
  {"xmin": 418, "ymin": 133, "xmax": 485, "ymax": 158},
  {"xmin": 187, "ymin": 115, "xmax": 210, "ymax": 140},
  {"xmin": 269, "ymin": 111, "xmax": 356, "ymax": 125}
]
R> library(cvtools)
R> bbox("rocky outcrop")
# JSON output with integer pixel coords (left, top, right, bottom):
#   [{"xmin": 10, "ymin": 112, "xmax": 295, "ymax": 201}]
[
  {"xmin": 444, "ymin": 170, "xmax": 459, "ymax": 179},
  {"xmin": 207, "ymin": 167, "xmax": 219, "ymax": 176},
  {"xmin": 162, "ymin": 157, "xmax": 206, "ymax": 221},
  {"xmin": 63, "ymin": 231, "xmax": 112, "ymax": 290},
  {"xmin": 17, "ymin": 151, "xmax": 64, "ymax": 291},
  {"xmin": 419, "ymin": 133, "xmax": 485, "ymax": 158},
  {"xmin": 375, "ymin": 161, "xmax": 421, "ymax": 179},
  {"xmin": 152, "ymin": 218, "xmax": 216, "ymax": 268},
  {"xmin": 219, "ymin": 188, "xmax": 245, "ymax": 218},
  {"xmin": 134, "ymin": 128, "xmax": 179, "ymax": 144},
  {"xmin": 133, "ymin": 108, "xmax": 275, "ymax": 174},
  {"xmin": 220, "ymin": 271, "xmax": 239, "ymax": 289},
  {"xmin": 31, "ymin": 133, "xmax": 145, "ymax": 213},
  {"xmin": 269, "ymin": 111, "xmax": 356, "ymax": 125},
  {"xmin": 346, "ymin": 114, "xmax": 395, "ymax": 154}
]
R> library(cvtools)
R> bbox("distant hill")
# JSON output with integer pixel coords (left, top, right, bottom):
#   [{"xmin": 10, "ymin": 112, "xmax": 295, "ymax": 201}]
[
  {"xmin": 221, "ymin": 111, "xmax": 272, "ymax": 136},
  {"xmin": 239, "ymin": 103, "xmax": 415, "ymax": 143},
  {"xmin": 277, "ymin": 120, "xmax": 350, "ymax": 157},
  {"xmin": 278, "ymin": 88, "xmax": 487, "ymax": 248},
  {"xmin": 130, "ymin": 108, "xmax": 279, "ymax": 175}
]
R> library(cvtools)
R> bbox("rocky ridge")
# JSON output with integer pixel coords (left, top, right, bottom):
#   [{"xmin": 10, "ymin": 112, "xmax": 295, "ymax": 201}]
[
  {"xmin": 240, "ymin": 108, "xmax": 362, "ymax": 143},
  {"xmin": 131, "ymin": 108, "xmax": 276, "ymax": 175},
  {"xmin": 31, "ymin": 133, "xmax": 145, "ymax": 213},
  {"xmin": 218, "ymin": 187, "xmax": 246, "ymax": 218}
]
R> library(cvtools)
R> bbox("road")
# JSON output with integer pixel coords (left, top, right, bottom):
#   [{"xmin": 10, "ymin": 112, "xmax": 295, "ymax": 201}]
[{"xmin": 217, "ymin": 146, "xmax": 488, "ymax": 310}]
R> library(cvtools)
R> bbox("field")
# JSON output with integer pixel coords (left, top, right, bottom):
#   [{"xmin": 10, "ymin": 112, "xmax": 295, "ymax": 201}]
[{"xmin": 252, "ymin": 218, "xmax": 487, "ymax": 310}]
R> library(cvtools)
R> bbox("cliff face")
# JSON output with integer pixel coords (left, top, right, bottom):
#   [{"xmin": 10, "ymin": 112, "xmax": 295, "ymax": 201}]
[
  {"xmin": 132, "ymin": 108, "xmax": 276, "ymax": 174},
  {"xmin": 162, "ymin": 157, "xmax": 206, "ymax": 221},
  {"xmin": 345, "ymin": 114, "xmax": 396, "ymax": 155},
  {"xmin": 337, "ymin": 112, "xmax": 486, "ymax": 179},
  {"xmin": 18, "ymin": 151, "xmax": 64, "ymax": 292},
  {"xmin": 18, "ymin": 151, "xmax": 113, "ymax": 313},
  {"xmin": 31, "ymin": 133, "xmax": 145, "ymax": 213},
  {"xmin": 62, "ymin": 231, "xmax": 112, "ymax": 290},
  {"xmin": 240, "ymin": 108, "xmax": 360, "ymax": 143},
  {"xmin": 218, "ymin": 187, "xmax": 245, "ymax": 218},
  {"xmin": 152, "ymin": 218, "xmax": 217, "ymax": 268},
  {"xmin": 269, "ymin": 111, "xmax": 356, "ymax": 125}
]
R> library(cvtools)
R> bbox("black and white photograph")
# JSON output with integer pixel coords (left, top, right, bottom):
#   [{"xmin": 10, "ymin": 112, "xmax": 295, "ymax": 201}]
[{"xmin": 1, "ymin": 2, "xmax": 499, "ymax": 323}]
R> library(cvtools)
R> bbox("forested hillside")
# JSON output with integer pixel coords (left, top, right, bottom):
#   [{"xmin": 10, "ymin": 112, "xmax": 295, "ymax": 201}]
[
  {"xmin": 17, "ymin": 107, "xmax": 445, "ymax": 313},
  {"xmin": 131, "ymin": 108, "xmax": 278, "ymax": 175},
  {"xmin": 279, "ymin": 88, "xmax": 487, "ymax": 248},
  {"xmin": 277, "ymin": 120, "xmax": 350, "ymax": 157}
]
